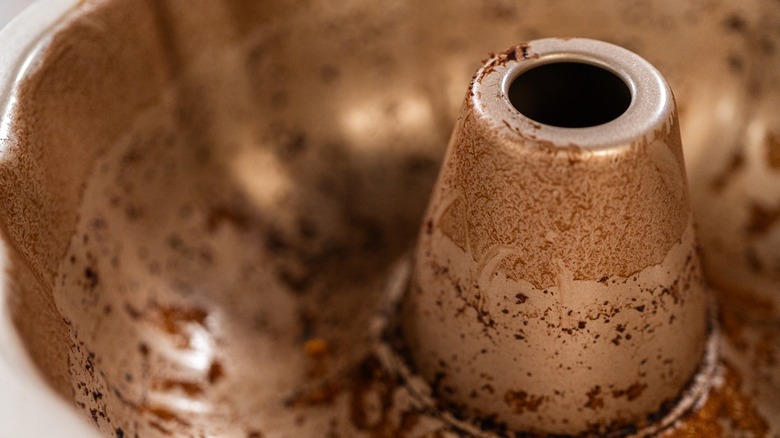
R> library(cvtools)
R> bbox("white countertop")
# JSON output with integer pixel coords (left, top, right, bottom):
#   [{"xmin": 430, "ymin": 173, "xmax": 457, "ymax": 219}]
[
  {"xmin": 0, "ymin": 1, "xmax": 103, "ymax": 437},
  {"xmin": 0, "ymin": 0, "xmax": 36, "ymax": 30}
]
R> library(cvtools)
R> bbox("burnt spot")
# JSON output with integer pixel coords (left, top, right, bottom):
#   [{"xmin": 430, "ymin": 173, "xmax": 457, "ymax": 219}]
[
  {"xmin": 585, "ymin": 385, "xmax": 604, "ymax": 410},
  {"xmin": 207, "ymin": 206, "xmax": 252, "ymax": 232},
  {"xmin": 84, "ymin": 267, "xmax": 99, "ymax": 289},
  {"xmin": 474, "ymin": 415, "xmax": 509, "ymax": 435},
  {"xmin": 424, "ymin": 219, "xmax": 434, "ymax": 235},
  {"xmin": 503, "ymin": 390, "xmax": 545, "ymax": 414},
  {"xmin": 154, "ymin": 304, "xmax": 208, "ymax": 335},
  {"xmin": 723, "ymin": 14, "xmax": 747, "ymax": 33},
  {"xmin": 515, "ymin": 293, "xmax": 528, "ymax": 304},
  {"xmin": 264, "ymin": 228, "xmax": 290, "ymax": 253},
  {"xmin": 746, "ymin": 202, "xmax": 780, "ymax": 237},
  {"xmin": 612, "ymin": 382, "xmax": 647, "ymax": 401},
  {"xmin": 207, "ymin": 360, "xmax": 225, "ymax": 384},
  {"xmin": 282, "ymin": 132, "xmax": 308, "ymax": 158}
]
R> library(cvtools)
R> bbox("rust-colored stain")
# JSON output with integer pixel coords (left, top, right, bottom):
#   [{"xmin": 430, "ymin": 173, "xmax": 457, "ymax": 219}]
[
  {"xmin": 304, "ymin": 338, "xmax": 331, "ymax": 378},
  {"xmin": 664, "ymin": 364, "xmax": 769, "ymax": 437},
  {"xmin": 303, "ymin": 338, "xmax": 329, "ymax": 357},
  {"xmin": 157, "ymin": 305, "xmax": 208, "ymax": 334}
]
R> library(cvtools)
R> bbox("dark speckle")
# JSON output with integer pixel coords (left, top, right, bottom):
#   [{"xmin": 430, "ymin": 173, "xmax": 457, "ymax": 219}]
[
  {"xmin": 746, "ymin": 202, "xmax": 780, "ymax": 237},
  {"xmin": 504, "ymin": 390, "xmax": 545, "ymax": 414},
  {"xmin": 723, "ymin": 14, "xmax": 747, "ymax": 33},
  {"xmin": 727, "ymin": 55, "xmax": 744, "ymax": 73},
  {"xmin": 115, "ymin": 427, "xmax": 125, "ymax": 438},
  {"xmin": 282, "ymin": 133, "xmax": 307, "ymax": 158},
  {"xmin": 84, "ymin": 267, "xmax": 99, "ymax": 289},
  {"xmin": 612, "ymin": 382, "xmax": 648, "ymax": 401},
  {"xmin": 320, "ymin": 64, "xmax": 340, "ymax": 83},
  {"xmin": 264, "ymin": 229, "xmax": 289, "ymax": 253},
  {"xmin": 208, "ymin": 360, "xmax": 225, "ymax": 384}
]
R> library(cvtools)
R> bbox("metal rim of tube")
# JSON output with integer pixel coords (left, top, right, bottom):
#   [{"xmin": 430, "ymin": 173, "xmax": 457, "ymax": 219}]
[{"xmin": 474, "ymin": 38, "xmax": 674, "ymax": 150}]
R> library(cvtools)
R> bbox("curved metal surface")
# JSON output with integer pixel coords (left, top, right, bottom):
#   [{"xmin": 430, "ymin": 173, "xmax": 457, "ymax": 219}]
[
  {"xmin": 402, "ymin": 38, "xmax": 711, "ymax": 435},
  {"xmin": 0, "ymin": 0, "xmax": 777, "ymax": 437}
]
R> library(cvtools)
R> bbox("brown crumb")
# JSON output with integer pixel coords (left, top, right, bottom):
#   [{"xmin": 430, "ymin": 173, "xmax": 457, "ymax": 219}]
[{"xmin": 304, "ymin": 338, "xmax": 329, "ymax": 357}]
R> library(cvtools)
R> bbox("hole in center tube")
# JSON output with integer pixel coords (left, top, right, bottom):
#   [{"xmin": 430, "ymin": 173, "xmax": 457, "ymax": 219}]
[{"xmin": 508, "ymin": 62, "xmax": 631, "ymax": 128}]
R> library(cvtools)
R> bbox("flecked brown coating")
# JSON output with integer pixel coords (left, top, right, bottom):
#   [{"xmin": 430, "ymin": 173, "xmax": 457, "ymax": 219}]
[
  {"xmin": 439, "ymin": 110, "xmax": 688, "ymax": 289},
  {"xmin": 401, "ymin": 41, "xmax": 709, "ymax": 435},
  {"xmin": 0, "ymin": 0, "xmax": 172, "ymax": 401},
  {"xmin": 0, "ymin": 0, "xmax": 779, "ymax": 436}
]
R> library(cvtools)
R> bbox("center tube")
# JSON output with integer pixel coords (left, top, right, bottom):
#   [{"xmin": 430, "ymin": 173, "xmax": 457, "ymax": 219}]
[{"xmin": 400, "ymin": 38, "xmax": 713, "ymax": 436}]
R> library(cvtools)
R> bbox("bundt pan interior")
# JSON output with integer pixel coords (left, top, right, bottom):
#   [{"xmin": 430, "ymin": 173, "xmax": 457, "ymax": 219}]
[{"xmin": 0, "ymin": 0, "xmax": 779, "ymax": 436}]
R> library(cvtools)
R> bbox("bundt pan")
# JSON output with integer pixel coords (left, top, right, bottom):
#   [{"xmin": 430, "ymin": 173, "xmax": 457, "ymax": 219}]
[{"xmin": 0, "ymin": 0, "xmax": 779, "ymax": 437}]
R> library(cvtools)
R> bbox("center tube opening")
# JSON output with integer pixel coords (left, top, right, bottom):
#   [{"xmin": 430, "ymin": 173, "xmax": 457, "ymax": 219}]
[{"xmin": 508, "ymin": 62, "xmax": 632, "ymax": 128}]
